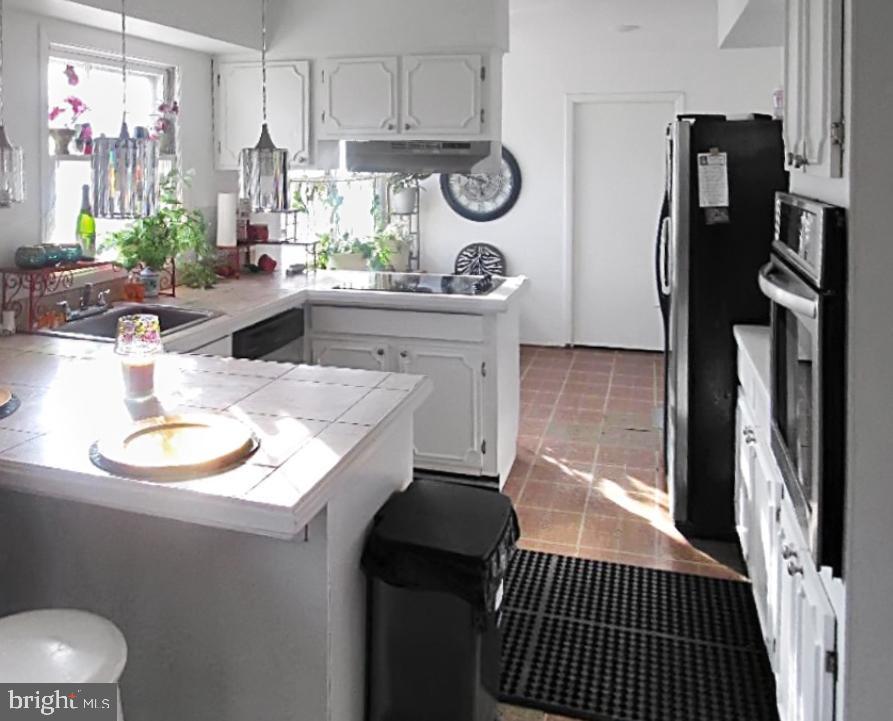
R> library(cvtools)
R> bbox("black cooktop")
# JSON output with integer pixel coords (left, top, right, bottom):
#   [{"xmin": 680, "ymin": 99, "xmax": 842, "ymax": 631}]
[{"xmin": 332, "ymin": 273, "xmax": 505, "ymax": 296}]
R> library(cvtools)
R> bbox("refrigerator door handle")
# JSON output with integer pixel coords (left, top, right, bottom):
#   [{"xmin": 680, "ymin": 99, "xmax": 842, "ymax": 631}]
[
  {"xmin": 758, "ymin": 261, "xmax": 819, "ymax": 319},
  {"xmin": 659, "ymin": 216, "xmax": 672, "ymax": 295}
]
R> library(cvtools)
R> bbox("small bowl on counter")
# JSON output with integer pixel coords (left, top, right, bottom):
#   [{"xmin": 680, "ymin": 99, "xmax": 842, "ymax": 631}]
[
  {"xmin": 13, "ymin": 243, "xmax": 83, "ymax": 270},
  {"xmin": 14, "ymin": 245, "xmax": 49, "ymax": 270}
]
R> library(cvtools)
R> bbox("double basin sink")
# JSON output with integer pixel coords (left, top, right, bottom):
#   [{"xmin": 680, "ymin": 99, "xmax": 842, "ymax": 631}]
[{"xmin": 45, "ymin": 304, "xmax": 217, "ymax": 342}]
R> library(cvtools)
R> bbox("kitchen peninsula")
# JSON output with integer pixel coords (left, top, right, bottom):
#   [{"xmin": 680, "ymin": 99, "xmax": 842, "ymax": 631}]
[
  {"xmin": 0, "ymin": 270, "xmax": 525, "ymax": 721},
  {"xmin": 46, "ymin": 269, "xmax": 528, "ymax": 484},
  {"xmin": 0, "ymin": 334, "xmax": 430, "ymax": 721}
]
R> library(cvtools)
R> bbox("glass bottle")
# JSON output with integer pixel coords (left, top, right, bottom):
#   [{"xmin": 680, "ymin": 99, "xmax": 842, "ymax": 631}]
[{"xmin": 76, "ymin": 184, "xmax": 96, "ymax": 258}]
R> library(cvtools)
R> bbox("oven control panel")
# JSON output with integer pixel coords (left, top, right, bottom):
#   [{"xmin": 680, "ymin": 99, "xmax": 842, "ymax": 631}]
[{"xmin": 773, "ymin": 192, "xmax": 846, "ymax": 291}]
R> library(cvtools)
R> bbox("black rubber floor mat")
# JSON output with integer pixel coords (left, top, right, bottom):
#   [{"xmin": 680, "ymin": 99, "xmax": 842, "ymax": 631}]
[{"xmin": 500, "ymin": 550, "xmax": 778, "ymax": 721}]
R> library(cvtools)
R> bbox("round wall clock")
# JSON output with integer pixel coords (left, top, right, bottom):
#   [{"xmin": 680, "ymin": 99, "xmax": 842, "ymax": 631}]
[{"xmin": 440, "ymin": 147, "xmax": 522, "ymax": 222}]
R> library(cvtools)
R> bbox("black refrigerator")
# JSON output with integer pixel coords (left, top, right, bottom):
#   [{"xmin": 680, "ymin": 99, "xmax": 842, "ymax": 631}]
[{"xmin": 655, "ymin": 115, "xmax": 787, "ymax": 539}]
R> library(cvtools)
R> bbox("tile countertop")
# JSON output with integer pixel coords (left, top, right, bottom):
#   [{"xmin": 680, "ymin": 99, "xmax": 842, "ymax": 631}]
[
  {"xmin": 140, "ymin": 270, "xmax": 528, "ymax": 352},
  {"xmin": 0, "ymin": 340, "xmax": 431, "ymax": 539}
]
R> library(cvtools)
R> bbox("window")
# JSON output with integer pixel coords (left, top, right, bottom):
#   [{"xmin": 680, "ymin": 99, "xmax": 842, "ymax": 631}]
[{"xmin": 46, "ymin": 48, "xmax": 176, "ymax": 248}]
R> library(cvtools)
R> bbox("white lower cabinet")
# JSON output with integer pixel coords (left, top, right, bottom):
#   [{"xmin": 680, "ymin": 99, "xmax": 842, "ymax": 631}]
[
  {"xmin": 735, "ymin": 388, "xmax": 837, "ymax": 721},
  {"xmin": 311, "ymin": 337, "xmax": 390, "ymax": 372},
  {"xmin": 395, "ymin": 341, "xmax": 484, "ymax": 472},
  {"xmin": 307, "ymin": 305, "xmax": 519, "ymax": 483}
]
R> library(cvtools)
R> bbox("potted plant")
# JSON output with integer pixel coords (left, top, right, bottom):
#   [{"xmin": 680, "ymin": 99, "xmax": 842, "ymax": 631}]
[
  {"xmin": 324, "ymin": 233, "xmax": 368, "ymax": 271},
  {"xmin": 372, "ymin": 224, "xmax": 410, "ymax": 271},
  {"xmin": 48, "ymin": 64, "xmax": 88, "ymax": 156},
  {"xmin": 104, "ymin": 170, "xmax": 208, "ymax": 297},
  {"xmin": 152, "ymin": 101, "xmax": 179, "ymax": 156},
  {"xmin": 388, "ymin": 173, "xmax": 430, "ymax": 215}
]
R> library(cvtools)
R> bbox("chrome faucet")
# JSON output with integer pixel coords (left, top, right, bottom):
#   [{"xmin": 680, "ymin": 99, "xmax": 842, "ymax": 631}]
[
  {"xmin": 57, "ymin": 285, "xmax": 112, "ymax": 323},
  {"xmin": 80, "ymin": 283, "xmax": 94, "ymax": 310}
]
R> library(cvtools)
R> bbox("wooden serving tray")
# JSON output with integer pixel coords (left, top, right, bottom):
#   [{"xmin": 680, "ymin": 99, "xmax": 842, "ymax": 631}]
[{"xmin": 90, "ymin": 413, "xmax": 258, "ymax": 481}]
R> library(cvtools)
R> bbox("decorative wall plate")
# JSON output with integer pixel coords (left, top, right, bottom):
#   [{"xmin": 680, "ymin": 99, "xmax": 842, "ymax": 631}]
[
  {"xmin": 91, "ymin": 413, "xmax": 258, "ymax": 481},
  {"xmin": 454, "ymin": 243, "xmax": 507, "ymax": 276},
  {"xmin": 440, "ymin": 146, "xmax": 522, "ymax": 222}
]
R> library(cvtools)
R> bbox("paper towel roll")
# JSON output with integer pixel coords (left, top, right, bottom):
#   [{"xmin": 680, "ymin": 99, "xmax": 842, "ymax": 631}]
[{"xmin": 216, "ymin": 193, "xmax": 238, "ymax": 247}]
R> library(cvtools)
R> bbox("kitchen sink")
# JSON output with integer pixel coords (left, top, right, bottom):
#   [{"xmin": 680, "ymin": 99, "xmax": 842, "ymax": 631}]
[{"xmin": 43, "ymin": 304, "xmax": 218, "ymax": 341}]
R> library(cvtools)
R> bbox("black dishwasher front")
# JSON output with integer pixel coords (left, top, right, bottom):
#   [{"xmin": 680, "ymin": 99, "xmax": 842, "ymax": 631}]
[{"xmin": 232, "ymin": 308, "xmax": 303, "ymax": 360}]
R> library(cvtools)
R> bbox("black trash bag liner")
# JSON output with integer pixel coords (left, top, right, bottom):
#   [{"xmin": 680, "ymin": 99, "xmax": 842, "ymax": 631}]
[{"xmin": 362, "ymin": 480, "xmax": 520, "ymax": 615}]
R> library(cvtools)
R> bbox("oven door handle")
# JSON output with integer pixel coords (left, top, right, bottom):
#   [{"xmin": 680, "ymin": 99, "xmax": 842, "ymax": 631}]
[{"xmin": 758, "ymin": 262, "xmax": 818, "ymax": 319}]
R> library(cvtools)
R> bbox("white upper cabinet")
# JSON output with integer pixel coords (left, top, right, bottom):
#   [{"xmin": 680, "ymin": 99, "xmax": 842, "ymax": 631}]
[
  {"xmin": 320, "ymin": 54, "xmax": 487, "ymax": 140},
  {"xmin": 321, "ymin": 57, "xmax": 399, "ymax": 136},
  {"xmin": 401, "ymin": 54, "xmax": 482, "ymax": 135},
  {"xmin": 214, "ymin": 60, "xmax": 311, "ymax": 171},
  {"xmin": 783, "ymin": 0, "xmax": 844, "ymax": 177}
]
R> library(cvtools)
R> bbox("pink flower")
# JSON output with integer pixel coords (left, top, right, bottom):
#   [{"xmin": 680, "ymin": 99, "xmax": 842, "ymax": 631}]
[
  {"xmin": 48, "ymin": 106, "xmax": 64, "ymax": 121},
  {"xmin": 65, "ymin": 96, "xmax": 87, "ymax": 119},
  {"xmin": 64, "ymin": 64, "xmax": 79, "ymax": 86}
]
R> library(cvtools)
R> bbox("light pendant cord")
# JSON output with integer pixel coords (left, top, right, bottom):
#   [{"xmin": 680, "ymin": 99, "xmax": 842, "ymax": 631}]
[
  {"xmin": 0, "ymin": 0, "xmax": 5, "ymax": 123},
  {"xmin": 261, "ymin": 0, "xmax": 267, "ymax": 124},
  {"xmin": 121, "ymin": 0, "xmax": 127, "ymax": 126}
]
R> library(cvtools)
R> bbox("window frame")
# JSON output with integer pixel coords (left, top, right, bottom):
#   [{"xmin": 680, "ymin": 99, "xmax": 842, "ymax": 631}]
[{"xmin": 41, "ymin": 40, "xmax": 179, "ymax": 246}]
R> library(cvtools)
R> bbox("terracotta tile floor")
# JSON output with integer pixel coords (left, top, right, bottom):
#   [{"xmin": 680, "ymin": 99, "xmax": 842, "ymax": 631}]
[
  {"xmin": 505, "ymin": 345, "xmax": 745, "ymax": 582},
  {"xmin": 498, "ymin": 346, "xmax": 745, "ymax": 719}
]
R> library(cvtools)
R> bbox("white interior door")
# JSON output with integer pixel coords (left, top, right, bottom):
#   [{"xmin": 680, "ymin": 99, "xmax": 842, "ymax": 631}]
[{"xmin": 571, "ymin": 95, "xmax": 677, "ymax": 350}]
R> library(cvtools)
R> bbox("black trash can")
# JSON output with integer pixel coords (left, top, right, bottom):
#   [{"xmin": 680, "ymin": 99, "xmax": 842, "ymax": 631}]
[{"xmin": 362, "ymin": 480, "xmax": 519, "ymax": 721}]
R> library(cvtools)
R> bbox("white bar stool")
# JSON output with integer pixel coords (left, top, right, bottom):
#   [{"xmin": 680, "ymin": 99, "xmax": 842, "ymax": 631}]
[{"xmin": 0, "ymin": 609, "xmax": 127, "ymax": 720}]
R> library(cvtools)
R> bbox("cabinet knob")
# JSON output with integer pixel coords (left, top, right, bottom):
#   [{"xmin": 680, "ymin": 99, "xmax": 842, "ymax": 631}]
[
  {"xmin": 404, "ymin": 122, "xmax": 412, "ymax": 131},
  {"xmin": 386, "ymin": 123, "xmax": 395, "ymax": 131},
  {"xmin": 787, "ymin": 560, "xmax": 804, "ymax": 577},
  {"xmin": 297, "ymin": 155, "xmax": 307, "ymax": 164},
  {"xmin": 399, "ymin": 350, "xmax": 408, "ymax": 359},
  {"xmin": 376, "ymin": 348, "xmax": 385, "ymax": 356},
  {"xmin": 792, "ymin": 153, "xmax": 808, "ymax": 169},
  {"xmin": 781, "ymin": 544, "xmax": 798, "ymax": 560}
]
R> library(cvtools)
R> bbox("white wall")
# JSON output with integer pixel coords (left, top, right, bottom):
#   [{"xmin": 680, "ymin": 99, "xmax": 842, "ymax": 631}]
[
  {"xmin": 0, "ymin": 9, "xmax": 216, "ymax": 266},
  {"xmin": 419, "ymin": 0, "xmax": 782, "ymax": 346},
  {"xmin": 833, "ymin": 2, "xmax": 893, "ymax": 720}
]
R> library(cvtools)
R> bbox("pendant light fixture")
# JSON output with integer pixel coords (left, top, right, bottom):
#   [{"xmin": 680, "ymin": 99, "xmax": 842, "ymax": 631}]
[
  {"xmin": 239, "ymin": 0, "xmax": 289, "ymax": 212},
  {"xmin": 92, "ymin": 0, "xmax": 158, "ymax": 218},
  {"xmin": 0, "ymin": 0, "xmax": 24, "ymax": 208}
]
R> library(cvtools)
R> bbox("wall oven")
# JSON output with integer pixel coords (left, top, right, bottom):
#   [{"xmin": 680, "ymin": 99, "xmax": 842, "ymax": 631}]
[{"xmin": 758, "ymin": 192, "xmax": 846, "ymax": 573}]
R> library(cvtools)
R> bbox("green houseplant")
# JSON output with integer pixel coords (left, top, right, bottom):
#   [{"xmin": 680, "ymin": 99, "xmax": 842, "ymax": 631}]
[
  {"xmin": 105, "ymin": 170, "xmax": 209, "ymax": 295},
  {"xmin": 388, "ymin": 173, "xmax": 430, "ymax": 215}
]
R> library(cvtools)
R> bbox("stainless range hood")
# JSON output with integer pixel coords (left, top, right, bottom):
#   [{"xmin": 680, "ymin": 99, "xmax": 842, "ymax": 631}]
[{"xmin": 345, "ymin": 140, "xmax": 495, "ymax": 173}]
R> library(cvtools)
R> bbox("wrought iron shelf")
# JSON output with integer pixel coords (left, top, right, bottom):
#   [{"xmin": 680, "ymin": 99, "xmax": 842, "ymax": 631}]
[{"xmin": 0, "ymin": 261, "xmax": 125, "ymax": 332}]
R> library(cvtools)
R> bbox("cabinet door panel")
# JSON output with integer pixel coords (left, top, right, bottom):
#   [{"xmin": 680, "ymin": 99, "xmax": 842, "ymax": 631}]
[
  {"xmin": 266, "ymin": 62, "xmax": 311, "ymax": 168},
  {"xmin": 783, "ymin": 0, "xmax": 805, "ymax": 166},
  {"xmin": 322, "ymin": 57, "xmax": 398, "ymax": 136},
  {"xmin": 401, "ymin": 55, "xmax": 482, "ymax": 135},
  {"xmin": 397, "ymin": 342, "xmax": 484, "ymax": 473},
  {"xmin": 801, "ymin": 0, "xmax": 843, "ymax": 176},
  {"xmin": 215, "ymin": 61, "xmax": 310, "ymax": 170},
  {"xmin": 311, "ymin": 337, "xmax": 389, "ymax": 372},
  {"xmin": 784, "ymin": 0, "xmax": 844, "ymax": 177}
]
